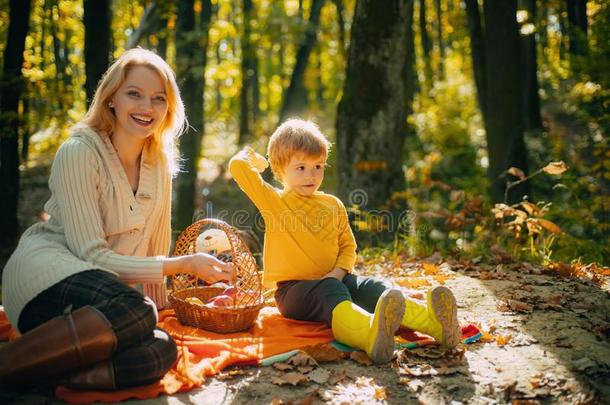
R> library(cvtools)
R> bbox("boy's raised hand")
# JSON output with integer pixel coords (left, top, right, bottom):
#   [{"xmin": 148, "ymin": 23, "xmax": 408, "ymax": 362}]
[{"xmin": 245, "ymin": 146, "xmax": 269, "ymax": 173}]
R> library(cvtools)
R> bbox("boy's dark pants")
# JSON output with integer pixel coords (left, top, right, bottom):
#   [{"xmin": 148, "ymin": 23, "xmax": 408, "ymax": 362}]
[{"xmin": 275, "ymin": 274, "xmax": 392, "ymax": 325}]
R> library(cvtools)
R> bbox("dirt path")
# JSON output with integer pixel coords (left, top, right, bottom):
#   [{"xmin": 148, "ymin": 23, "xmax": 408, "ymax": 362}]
[{"xmin": 2, "ymin": 257, "xmax": 609, "ymax": 404}]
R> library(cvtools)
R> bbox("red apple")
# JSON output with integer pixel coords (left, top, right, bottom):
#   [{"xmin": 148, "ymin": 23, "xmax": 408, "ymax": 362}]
[
  {"xmin": 223, "ymin": 286, "xmax": 238, "ymax": 298},
  {"xmin": 207, "ymin": 294, "xmax": 234, "ymax": 307}
]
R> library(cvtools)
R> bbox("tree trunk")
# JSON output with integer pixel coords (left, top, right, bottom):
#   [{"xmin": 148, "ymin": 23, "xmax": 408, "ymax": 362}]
[
  {"xmin": 20, "ymin": 82, "xmax": 31, "ymax": 162},
  {"xmin": 251, "ymin": 52, "xmax": 260, "ymax": 118},
  {"xmin": 405, "ymin": 0, "xmax": 417, "ymax": 116},
  {"xmin": 126, "ymin": 2, "xmax": 159, "ymax": 50},
  {"xmin": 465, "ymin": 0, "xmax": 487, "ymax": 124},
  {"xmin": 83, "ymin": 0, "xmax": 111, "ymax": 106},
  {"xmin": 315, "ymin": 45, "xmax": 324, "ymax": 109},
  {"xmin": 278, "ymin": 0, "xmax": 325, "ymax": 124},
  {"xmin": 538, "ymin": 1, "xmax": 549, "ymax": 53},
  {"xmin": 482, "ymin": 0, "xmax": 530, "ymax": 203},
  {"xmin": 558, "ymin": 4, "xmax": 568, "ymax": 61},
  {"xmin": 419, "ymin": 0, "xmax": 433, "ymax": 90},
  {"xmin": 0, "ymin": 0, "xmax": 31, "ymax": 254},
  {"xmin": 332, "ymin": 0, "xmax": 346, "ymax": 57},
  {"xmin": 239, "ymin": 0, "xmax": 254, "ymax": 145},
  {"xmin": 51, "ymin": 0, "xmax": 65, "ymax": 111},
  {"xmin": 566, "ymin": 0, "xmax": 588, "ymax": 71},
  {"xmin": 434, "ymin": 0, "xmax": 445, "ymax": 80},
  {"xmin": 520, "ymin": 0, "xmax": 542, "ymax": 131},
  {"xmin": 336, "ymin": 0, "xmax": 412, "ymax": 210},
  {"xmin": 173, "ymin": 0, "xmax": 213, "ymax": 232}
]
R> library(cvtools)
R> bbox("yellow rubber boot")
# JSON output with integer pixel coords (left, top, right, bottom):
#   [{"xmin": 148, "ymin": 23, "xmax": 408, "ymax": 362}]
[
  {"xmin": 401, "ymin": 286, "xmax": 460, "ymax": 348},
  {"xmin": 331, "ymin": 289, "xmax": 405, "ymax": 364}
]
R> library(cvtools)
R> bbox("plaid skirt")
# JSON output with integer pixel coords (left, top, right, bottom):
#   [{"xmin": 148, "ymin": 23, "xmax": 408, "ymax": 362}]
[{"xmin": 19, "ymin": 270, "xmax": 177, "ymax": 388}]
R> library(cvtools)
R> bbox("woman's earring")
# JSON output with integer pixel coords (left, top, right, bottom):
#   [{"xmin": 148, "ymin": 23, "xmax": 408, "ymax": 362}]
[{"xmin": 108, "ymin": 101, "xmax": 114, "ymax": 109}]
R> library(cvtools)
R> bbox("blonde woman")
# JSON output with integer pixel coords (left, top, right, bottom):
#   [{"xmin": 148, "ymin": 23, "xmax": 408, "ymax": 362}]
[{"xmin": 0, "ymin": 48, "xmax": 233, "ymax": 389}]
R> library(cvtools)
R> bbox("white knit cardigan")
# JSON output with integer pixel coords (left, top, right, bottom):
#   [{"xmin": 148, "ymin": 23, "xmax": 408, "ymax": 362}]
[{"xmin": 2, "ymin": 125, "xmax": 171, "ymax": 329}]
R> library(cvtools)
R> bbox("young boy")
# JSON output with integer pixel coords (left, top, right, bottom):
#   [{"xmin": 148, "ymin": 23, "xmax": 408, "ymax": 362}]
[{"xmin": 229, "ymin": 119, "xmax": 460, "ymax": 364}]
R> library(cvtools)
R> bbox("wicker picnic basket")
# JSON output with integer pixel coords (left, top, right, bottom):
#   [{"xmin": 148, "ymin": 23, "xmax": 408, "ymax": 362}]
[{"xmin": 168, "ymin": 218, "xmax": 263, "ymax": 333}]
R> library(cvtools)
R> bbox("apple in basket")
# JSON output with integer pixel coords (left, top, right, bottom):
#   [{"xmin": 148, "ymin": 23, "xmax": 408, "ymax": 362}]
[
  {"xmin": 207, "ymin": 294, "xmax": 235, "ymax": 307},
  {"xmin": 222, "ymin": 286, "xmax": 237, "ymax": 297},
  {"xmin": 236, "ymin": 289, "xmax": 261, "ymax": 305}
]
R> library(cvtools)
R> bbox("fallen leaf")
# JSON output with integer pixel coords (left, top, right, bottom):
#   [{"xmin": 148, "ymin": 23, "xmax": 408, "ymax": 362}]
[
  {"xmin": 328, "ymin": 370, "xmax": 347, "ymax": 385},
  {"xmin": 350, "ymin": 351, "xmax": 373, "ymax": 366},
  {"xmin": 433, "ymin": 274, "xmax": 448, "ymax": 284},
  {"xmin": 506, "ymin": 299, "xmax": 534, "ymax": 313},
  {"xmin": 395, "ymin": 277, "xmax": 431, "ymax": 289},
  {"xmin": 270, "ymin": 391, "xmax": 317, "ymax": 405},
  {"xmin": 303, "ymin": 343, "xmax": 345, "ymax": 362},
  {"xmin": 400, "ymin": 378, "xmax": 425, "ymax": 392},
  {"xmin": 288, "ymin": 352, "xmax": 318, "ymax": 367},
  {"xmin": 297, "ymin": 366, "xmax": 314, "ymax": 373},
  {"xmin": 496, "ymin": 334, "xmax": 512, "ymax": 346},
  {"xmin": 423, "ymin": 263, "xmax": 439, "ymax": 275},
  {"xmin": 273, "ymin": 362, "xmax": 294, "ymax": 371},
  {"xmin": 407, "ymin": 291, "xmax": 425, "ymax": 300},
  {"xmin": 307, "ymin": 367, "xmax": 330, "ymax": 384},
  {"xmin": 271, "ymin": 372, "xmax": 309, "ymax": 386}
]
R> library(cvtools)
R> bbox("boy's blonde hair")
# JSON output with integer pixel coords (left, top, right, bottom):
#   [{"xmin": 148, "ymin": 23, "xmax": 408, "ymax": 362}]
[
  {"xmin": 82, "ymin": 48, "xmax": 186, "ymax": 176},
  {"xmin": 267, "ymin": 119, "xmax": 331, "ymax": 180}
]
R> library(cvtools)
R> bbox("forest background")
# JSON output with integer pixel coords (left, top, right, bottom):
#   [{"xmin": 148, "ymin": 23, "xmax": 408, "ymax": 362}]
[{"xmin": 0, "ymin": 0, "xmax": 608, "ymax": 275}]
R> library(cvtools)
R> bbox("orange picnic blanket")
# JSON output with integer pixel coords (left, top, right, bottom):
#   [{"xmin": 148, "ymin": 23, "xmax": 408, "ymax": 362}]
[{"xmin": 0, "ymin": 307, "xmax": 481, "ymax": 404}]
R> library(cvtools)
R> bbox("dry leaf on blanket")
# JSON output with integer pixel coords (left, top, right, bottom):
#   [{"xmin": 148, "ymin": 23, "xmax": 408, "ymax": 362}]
[
  {"xmin": 297, "ymin": 365, "xmax": 315, "ymax": 373},
  {"xmin": 271, "ymin": 372, "xmax": 309, "ymax": 386}
]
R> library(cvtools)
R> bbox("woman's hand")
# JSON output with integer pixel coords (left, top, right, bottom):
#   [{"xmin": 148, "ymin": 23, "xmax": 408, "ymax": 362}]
[
  {"xmin": 163, "ymin": 253, "xmax": 234, "ymax": 284},
  {"xmin": 188, "ymin": 253, "xmax": 235, "ymax": 284}
]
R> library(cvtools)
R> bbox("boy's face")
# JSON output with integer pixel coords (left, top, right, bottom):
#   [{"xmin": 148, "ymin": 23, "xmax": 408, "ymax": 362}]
[{"xmin": 281, "ymin": 153, "xmax": 326, "ymax": 196}]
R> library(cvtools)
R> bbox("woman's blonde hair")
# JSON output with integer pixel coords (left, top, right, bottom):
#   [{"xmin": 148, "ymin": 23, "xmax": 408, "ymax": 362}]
[
  {"xmin": 82, "ymin": 48, "xmax": 186, "ymax": 175},
  {"xmin": 267, "ymin": 119, "xmax": 331, "ymax": 180}
]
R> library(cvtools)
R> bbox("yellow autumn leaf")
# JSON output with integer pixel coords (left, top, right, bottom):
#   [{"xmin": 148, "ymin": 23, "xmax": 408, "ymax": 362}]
[
  {"xmin": 538, "ymin": 218, "xmax": 562, "ymax": 233},
  {"xmin": 542, "ymin": 161, "xmax": 568, "ymax": 175},
  {"xmin": 423, "ymin": 262, "xmax": 439, "ymax": 275},
  {"xmin": 433, "ymin": 274, "xmax": 448, "ymax": 284},
  {"xmin": 496, "ymin": 334, "xmax": 512, "ymax": 346},
  {"xmin": 395, "ymin": 277, "xmax": 431, "ymax": 289}
]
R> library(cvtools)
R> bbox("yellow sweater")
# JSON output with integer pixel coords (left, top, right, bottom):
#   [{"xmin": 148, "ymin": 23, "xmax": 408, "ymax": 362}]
[{"xmin": 229, "ymin": 149, "xmax": 357, "ymax": 288}]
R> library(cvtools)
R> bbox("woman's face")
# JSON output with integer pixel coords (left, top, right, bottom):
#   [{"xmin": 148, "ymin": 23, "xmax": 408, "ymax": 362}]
[{"xmin": 110, "ymin": 65, "xmax": 168, "ymax": 141}]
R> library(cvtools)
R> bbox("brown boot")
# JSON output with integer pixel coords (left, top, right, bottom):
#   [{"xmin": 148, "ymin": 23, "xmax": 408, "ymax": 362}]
[
  {"xmin": 66, "ymin": 360, "xmax": 116, "ymax": 390},
  {"xmin": 0, "ymin": 305, "xmax": 117, "ymax": 386}
]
